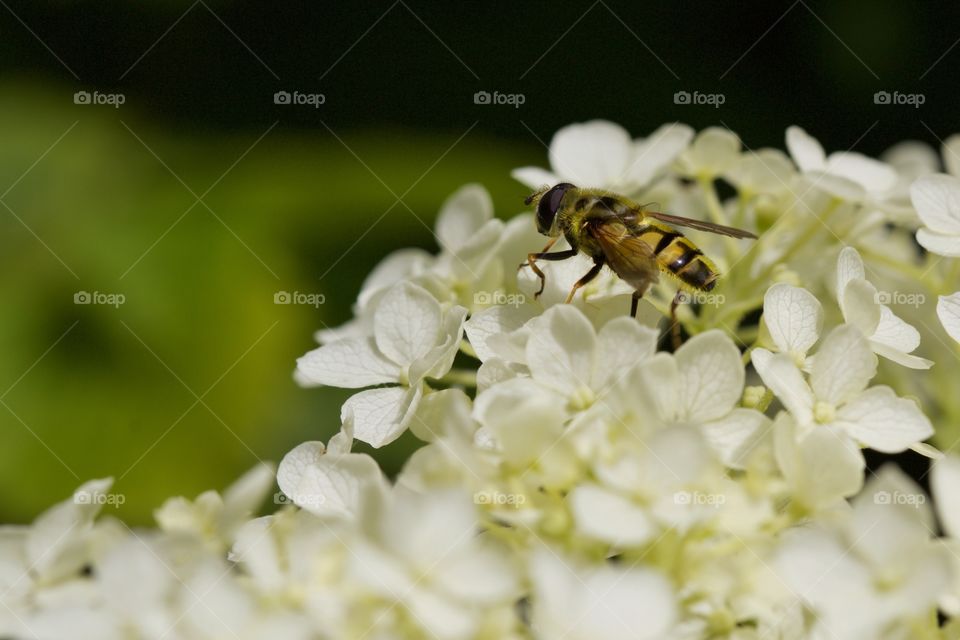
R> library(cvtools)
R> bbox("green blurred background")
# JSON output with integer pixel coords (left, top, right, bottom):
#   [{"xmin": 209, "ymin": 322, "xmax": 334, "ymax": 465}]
[{"xmin": 2, "ymin": 1, "xmax": 959, "ymax": 523}]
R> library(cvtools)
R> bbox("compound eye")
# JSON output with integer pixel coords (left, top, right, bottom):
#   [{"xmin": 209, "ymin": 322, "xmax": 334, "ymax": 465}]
[{"xmin": 537, "ymin": 183, "xmax": 573, "ymax": 232}]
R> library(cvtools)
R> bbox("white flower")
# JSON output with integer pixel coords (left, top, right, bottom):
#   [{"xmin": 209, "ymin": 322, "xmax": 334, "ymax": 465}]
[
  {"xmin": 775, "ymin": 466, "xmax": 951, "ymax": 639},
  {"xmin": 512, "ymin": 120, "xmax": 693, "ymax": 194},
  {"xmin": 835, "ymin": 246, "xmax": 933, "ymax": 369},
  {"xmin": 786, "ymin": 125, "xmax": 898, "ymax": 202},
  {"xmin": 155, "ymin": 462, "xmax": 275, "ymax": 548},
  {"xmin": 616, "ymin": 330, "xmax": 770, "ymax": 467},
  {"xmin": 297, "ymin": 281, "xmax": 467, "ymax": 447},
  {"xmin": 753, "ymin": 324, "xmax": 933, "ymax": 455},
  {"xmin": 476, "ymin": 305, "xmax": 659, "ymax": 414},
  {"xmin": 910, "ymin": 173, "xmax": 960, "ymax": 256},
  {"xmin": 569, "ymin": 425, "xmax": 723, "ymax": 544},
  {"xmin": 349, "ymin": 487, "xmax": 520, "ymax": 640},
  {"xmin": 528, "ymin": 547, "xmax": 677, "ymax": 640}
]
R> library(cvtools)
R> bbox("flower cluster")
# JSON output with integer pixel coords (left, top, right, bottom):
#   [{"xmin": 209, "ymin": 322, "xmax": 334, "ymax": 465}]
[{"xmin": 6, "ymin": 120, "xmax": 960, "ymax": 639}]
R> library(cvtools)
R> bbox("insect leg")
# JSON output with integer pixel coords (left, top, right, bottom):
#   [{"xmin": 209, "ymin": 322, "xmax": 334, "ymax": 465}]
[
  {"xmin": 518, "ymin": 237, "xmax": 558, "ymax": 271},
  {"xmin": 564, "ymin": 257, "xmax": 604, "ymax": 304},
  {"xmin": 525, "ymin": 248, "xmax": 578, "ymax": 298}
]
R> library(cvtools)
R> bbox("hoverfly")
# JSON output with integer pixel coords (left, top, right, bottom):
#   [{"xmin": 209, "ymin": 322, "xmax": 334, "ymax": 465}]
[{"xmin": 522, "ymin": 183, "xmax": 757, "ymax": 321}]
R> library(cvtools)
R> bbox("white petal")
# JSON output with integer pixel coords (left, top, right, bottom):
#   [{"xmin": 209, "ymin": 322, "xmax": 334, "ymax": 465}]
[
  {"xmin": 409, "ymin": 304, "xmax": 468, "ymax": 383},
  {"xmin": 932, "ymin": 455, "xmax": 960, "ymax": 537},
  {"xmin": 675, "ymin": 330, "xmax": 744, "ymax": 422},
  {"xmin": 835, "ymin": 246, "xmax": 866, "ymax": 294},
  {"xmin": 592, "ymin": 317, "xmax": 658, "ymax": 390},
  {"xmin": 824, "ymin": 151, "xmax": 897, "ymax": 192},
  {"xmin": 851, "ymin": 465, "xmax": 934, "ymax": 563},
  {"xmin": 463, "ymin": 303, "xmax": 536, "ymax": 362},
  {"xmin": 723, "ymin": 148, "xmax": 796, "ymax": 195},
  {"xmin": 917, "ymin": 227, "xmax": 960, "ymax": 256},
  {"xmin": 677, "ymin": 126, "xmax": 741, "ymax": 178},
  {"xmin": 374, "ymin": 282, "xmax": 443, "ymax": 365},
  {"xmin": 430, "ymin": 539, "xmax": 519, "ymax": 604},
  {"xmin": 882, "ymin": 140, "xmax": 939, "ymax": 178},
  {"xmin": 837, "ymin": 386, "xmax": 933, "ymax": 453},
  {"xmin": 871, "ymin": 305, "xmax": 922, "ymax": 353},
  {"xmin": 342, "ymin": 386, "xmax": 422, "ymax": 448},
  {"xmin": 296, "ymin": 338, "xmax": 400, "ymax": 388},
  {"xmin": 703, "ymin": 409, "xmax": 770, "ymax": 469},
  {"xmin": 408, "ymin": 387, "xmax": 475, "ymax": 443},
  {"xmin": 763, "ymin": 283, "xmax": 823, "ymax": 355},
  {"xmin": 356, "ymin": 248, "xmax": 433, "ymax": 309},
  {"xmin": 529, "ymin": 548, "xmax": 677, "ymax": 640},
  {"xmin": 473, "ymin": 379, "xmax": 565, "ymax": 465},
  {"xmin": 549, "ymin": 120, "xmax": 632, "ymax": 185},
  {"xmin": 569, "ymin": 484, "xmax": 656, "ymax": 546},
  {"xmin": 801, "ymin": 170, "xmax": 866, "ymax": 201},
  {"xmin": 774, "ymin": 420, "xmax": 864, "ymax": 507},
  {"xmin": 811, "ymin": 325, "xmax": 877, "ymax": 406},
  {"xmin": 625, "ymin": 123, "xmax": 694, "ymax": 189},
  {"xmin": 910, "ymin": 173, "xmax": 960, "ymax": 235},
  {"xmin": 629, "ymin": 352, "xmax": 681, "ymax": 423},
  {"xmin": 526, "ymin": 305, "xmax": 597, "ymax": 395},
  {"xmin": 220, "ymin": 463, "xmax": 276, "ymax": 533},
  {"xmin": 434, "ymin": 184, "xmax": 493, "ymax": 252},
  {"xmin": 751, "ymin": 349, "xmax": 814, "ymax": 425},
  {"xmin": 938, "ymin": 292, "xmax": 960, "ymax": 343},
  {"xmin": 870, "ymin": 342, "xmax": 933, "ymax": 369},
  {"xmin": 786, "ymin": 126, "xmax": 826, "ymax": 172},
  {"xmin": 840, "ymin": 278, "xmax": 882, "ymax": 335},
  {"xmin": 511, "ymin": 166, "xmax": 560, "ymax": 190},
  {"xmin": 277, "ymin": 442, "xmax": 385, "ymax": 517},
  {"xmin": 27, "ymin": 478, "xmax": 113, "ymax": 580}
]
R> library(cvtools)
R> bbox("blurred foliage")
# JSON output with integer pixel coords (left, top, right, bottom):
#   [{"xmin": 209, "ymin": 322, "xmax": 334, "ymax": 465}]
[{"xmin": 0, "ymin": 83, "xmax": 536, "ymax": 524}]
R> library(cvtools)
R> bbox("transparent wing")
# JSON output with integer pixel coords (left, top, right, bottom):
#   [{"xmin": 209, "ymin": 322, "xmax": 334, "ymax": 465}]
[
  {"xmin": 643, "ymin": 210, "xmax": 757, "ymax": 239},
  {"xmin": 590, "ymin": 221, "xmax": 659, "ymax": 291}
]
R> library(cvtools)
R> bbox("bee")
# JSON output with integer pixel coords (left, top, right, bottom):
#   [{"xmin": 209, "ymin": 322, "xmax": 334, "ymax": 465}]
[{"xmin": 522, "ymin": 183, "xmax": 757, "ymax": 319}]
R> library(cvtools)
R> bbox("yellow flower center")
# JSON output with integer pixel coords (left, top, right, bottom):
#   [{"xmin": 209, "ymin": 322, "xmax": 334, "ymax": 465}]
[
  {"xmin": 570, "ymin": 385, "xmax": 596, "ymax": 411},
  {"xmin": 813, "ymin": 400, "xmax": 836, "ymax": 424}
]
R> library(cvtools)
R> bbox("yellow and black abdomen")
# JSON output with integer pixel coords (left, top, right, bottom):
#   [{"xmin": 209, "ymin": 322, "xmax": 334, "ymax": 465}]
[{"xmin": 636, "ymin": 223, "xmax": 719, "ymax": 291}]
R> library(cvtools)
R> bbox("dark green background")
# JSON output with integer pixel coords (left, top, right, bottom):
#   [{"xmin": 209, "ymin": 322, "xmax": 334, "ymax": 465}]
[{"xmin": 1, "ymin": 1, "xmax": 957, "ymax": 523}]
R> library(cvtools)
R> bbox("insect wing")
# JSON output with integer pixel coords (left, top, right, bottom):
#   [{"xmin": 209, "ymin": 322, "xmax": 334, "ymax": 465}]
[
  {"xmin": 643, "ymin": 211, "xmax": 757, "ymax": 239},
  {"xmin": 590, "ymin": 221, "xmax": 659, "ymax": 290}
]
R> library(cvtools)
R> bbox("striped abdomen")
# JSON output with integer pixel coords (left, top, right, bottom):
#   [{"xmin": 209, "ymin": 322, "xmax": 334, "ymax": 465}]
[{"xmin": 635, "ymin": 223, "xmax": 718, "ymax": 291}]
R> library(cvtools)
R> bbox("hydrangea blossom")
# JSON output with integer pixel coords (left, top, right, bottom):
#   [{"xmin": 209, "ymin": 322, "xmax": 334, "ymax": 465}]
[{"xmin": 10, "ymin": 120, "xmax": 960, "ymax": 639}]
